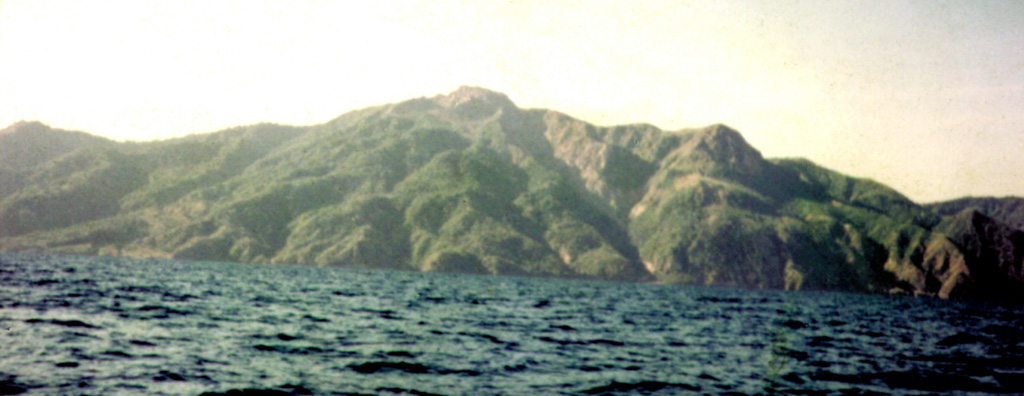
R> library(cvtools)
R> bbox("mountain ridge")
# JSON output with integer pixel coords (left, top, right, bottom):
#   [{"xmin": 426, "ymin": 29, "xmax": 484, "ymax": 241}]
[
  {"xmin": 927, "ymin": 197, "xmax": 1024, "ymax": 231},
  {"xmin": 2, "ymin": 87, "xmax": 1022, "ymax": 302}
]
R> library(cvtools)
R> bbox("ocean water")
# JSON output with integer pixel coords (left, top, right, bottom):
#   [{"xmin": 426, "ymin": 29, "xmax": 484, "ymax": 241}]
[{"xmin": 1, "ymin": 253, "xmax": 1022, "ymax": 396}]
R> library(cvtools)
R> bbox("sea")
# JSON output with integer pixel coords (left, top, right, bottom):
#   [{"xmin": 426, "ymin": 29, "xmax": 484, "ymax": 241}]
[{"xmin": 1, "ymin": 252, "xmax": 1022, "ymax": 396}]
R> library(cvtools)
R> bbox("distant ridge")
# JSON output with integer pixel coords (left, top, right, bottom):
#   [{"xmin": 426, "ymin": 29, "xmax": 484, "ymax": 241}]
[
  {"xmin": 927, "ymin": 197, "xmax": 1024, "ymax": 231},
  {"xmin": 0, "ymin": 121, "xmax": 114, "ymax": 169},
  {"xmin": 1, "ymin": 87, "xmax": 1022, "ymax": 302}
]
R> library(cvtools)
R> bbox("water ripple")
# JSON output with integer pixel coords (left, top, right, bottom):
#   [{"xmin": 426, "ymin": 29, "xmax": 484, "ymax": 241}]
[{"xmin": 2, "ymin": 252, "xmax": 1024, "ymax": 395}]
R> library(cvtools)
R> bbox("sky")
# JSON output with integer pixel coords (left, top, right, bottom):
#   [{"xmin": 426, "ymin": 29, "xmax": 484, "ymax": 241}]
[{"xmin": 1, "ymin": 0, "xmax": 1022, "ymax": 203}]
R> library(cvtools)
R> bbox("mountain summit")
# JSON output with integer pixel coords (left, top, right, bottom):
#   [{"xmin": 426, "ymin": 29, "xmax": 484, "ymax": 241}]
[
  {"xmin": 433, "ymin": 86, "xmax": 516, "ymax": 109},
  {"xmin": 1, "ymin": 87, "xmax": 1021, "ymax": 302}
]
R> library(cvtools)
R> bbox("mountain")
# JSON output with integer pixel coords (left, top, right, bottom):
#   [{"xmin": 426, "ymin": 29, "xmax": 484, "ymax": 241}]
[
  {"xmin": 0, "ymin": 121, "xmax": 117, "ymax": 202},
  {"xmin": 2, "ymin": 87, "xmax": 1022, "ymax": 302},
  {"xmin": 0, "ymin": 121, "xmax": 115, "ymax": 169},
  {"xmin": 927, "ymin": 197, "xmax": 1024, "ymax": 230}
]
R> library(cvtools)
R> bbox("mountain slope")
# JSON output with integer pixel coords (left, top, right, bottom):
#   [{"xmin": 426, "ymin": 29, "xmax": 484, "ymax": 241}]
[
  {"xmin": 0, "ymin": 121, "xmax": 117, "ymax": 203},
  {"xmin": 2, "ymin": 87, "xmax": 1021, "ymax": 302},
  {"xmin": 927, "ymin": 197, "xmax": 1024, "ymax": 231}
]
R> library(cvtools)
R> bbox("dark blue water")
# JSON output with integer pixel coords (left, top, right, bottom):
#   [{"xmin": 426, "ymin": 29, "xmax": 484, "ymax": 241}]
[{"xmin": 1, "ymin": 253, "xmax": 1023, "ymax": 395}]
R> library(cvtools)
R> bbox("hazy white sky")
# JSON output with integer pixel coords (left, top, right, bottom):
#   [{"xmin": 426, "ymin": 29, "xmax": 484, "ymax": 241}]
[{"xmin": 1, "ymin": 0, "xmax": 1022, "ymax": 202}]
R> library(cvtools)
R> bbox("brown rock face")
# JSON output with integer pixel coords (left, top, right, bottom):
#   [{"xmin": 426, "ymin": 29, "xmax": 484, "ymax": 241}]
[{"xmin": 932, "ymin": 210, "xmax": 1024, "ymax": 301}]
